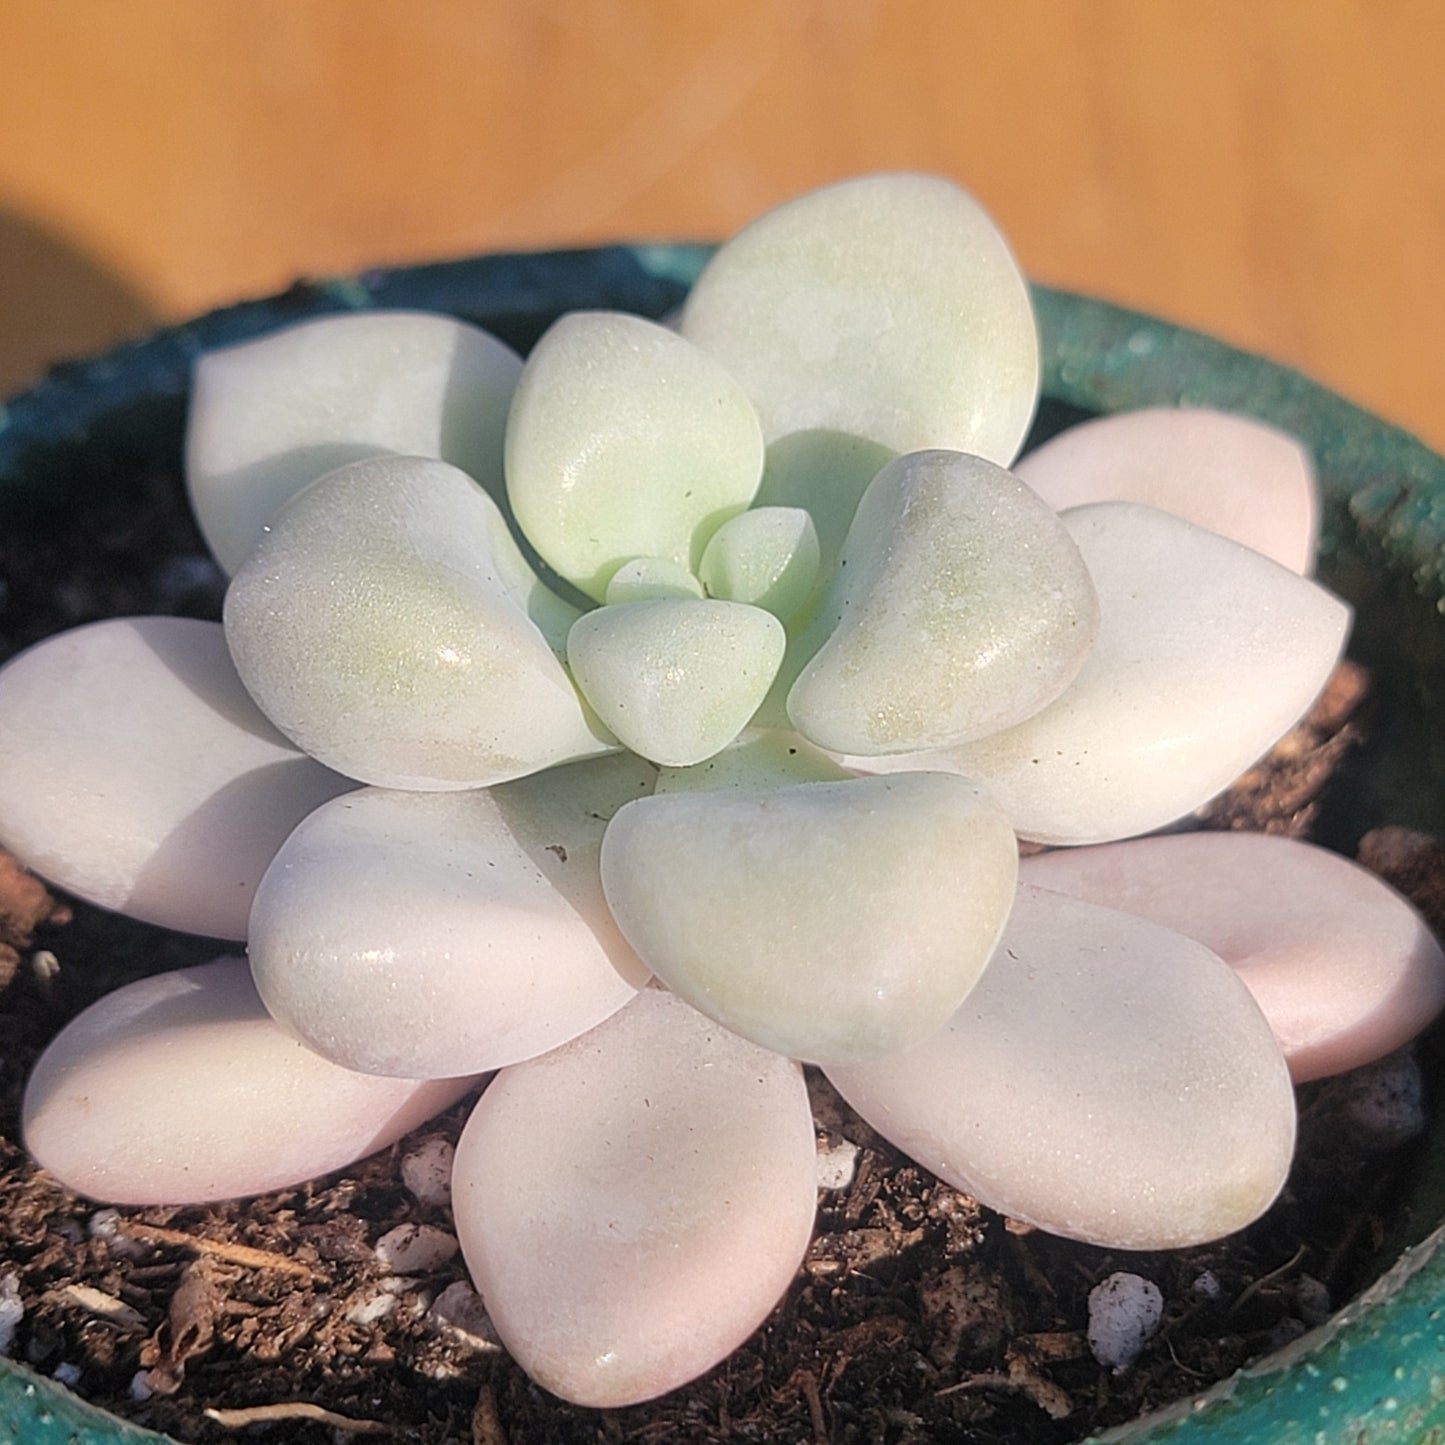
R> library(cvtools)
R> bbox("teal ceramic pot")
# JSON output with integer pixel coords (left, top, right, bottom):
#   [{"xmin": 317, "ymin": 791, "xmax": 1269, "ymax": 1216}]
[{"xmin": 1, "ymin": 247, "xmax": 1443, "ymax": 1445}]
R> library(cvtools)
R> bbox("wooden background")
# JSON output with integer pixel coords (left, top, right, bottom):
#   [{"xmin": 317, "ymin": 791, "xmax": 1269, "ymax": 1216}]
[{"xmin": 3, "ymin": 0, "xmax": 1443, "ymax": 450}]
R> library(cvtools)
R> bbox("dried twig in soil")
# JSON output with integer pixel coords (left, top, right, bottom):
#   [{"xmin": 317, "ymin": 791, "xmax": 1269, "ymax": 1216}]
[
  {"xmin": 115, "ymin": 1220, "xmax": 326, "ymax": 1281},
  {"xmin": 203, "ymin": 1401, "xmax": 390, "ymax": 1433}
]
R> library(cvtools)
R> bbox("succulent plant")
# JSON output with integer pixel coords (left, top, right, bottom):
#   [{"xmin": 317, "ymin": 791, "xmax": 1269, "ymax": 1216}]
[{"xmin": 7, "ymin": 174, "xmax": 1442, "ymax": 1410}]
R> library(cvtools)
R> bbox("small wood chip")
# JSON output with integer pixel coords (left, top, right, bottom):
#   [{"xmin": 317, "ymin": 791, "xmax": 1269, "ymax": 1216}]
[
  {"xmin": 49, "ymin": 1284, "xmax": 145, "ymax": 1329},
  {"xmin": 169, "ymin": 1260, "xmax": 221, "ymax": 1362},
  {"xmin": 0, "ymin": 848, "xmax": 64, "ymax": 941},
  {"xmin": 115, "ymin": 1220, "xmax": 324, "ymax": 1280},
  {"xmin": 795, "ymin": 1368, "xmax": 830, "ymax": 1444},
  {"xmin": 842, "ymin": 1149, "xmax": 883, "ymax": 1223},
  {"xmin": 936, "ymin": 1351, "xmax": 1074, "ymax": 1421},
  {"xmin": 204, "ymin": 1401, "xmax": 390, "ymax": 1434},
  {"xmin": 471, "ymin": 1384, "xmax": 509, "ymax": 1445},
  {"xmin": 1004, "ymin": 1348, "xmax": 1075, "ymax": 1420},
  {"xmin": 1024, "ymin": 1330, "xmax": 1090, "ymax": 1361}
]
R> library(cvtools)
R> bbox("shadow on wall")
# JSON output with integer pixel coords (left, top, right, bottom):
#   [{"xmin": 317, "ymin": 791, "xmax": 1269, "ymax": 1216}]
[{"xmin": 0, "ymin": 208, "xmax": 158, "ymax": 401}]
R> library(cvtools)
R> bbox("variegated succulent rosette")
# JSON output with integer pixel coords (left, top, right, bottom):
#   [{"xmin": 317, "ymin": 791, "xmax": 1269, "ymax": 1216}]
[{"xmin": 7, "ymin": 174, "xmax": 1445, "ymax": 1410}]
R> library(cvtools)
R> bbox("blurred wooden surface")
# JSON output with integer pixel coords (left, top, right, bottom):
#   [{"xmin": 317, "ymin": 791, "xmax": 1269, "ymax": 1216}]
[{"xmin": 2, "ymin": 0, "xmax": 1443, "ymax": 449}]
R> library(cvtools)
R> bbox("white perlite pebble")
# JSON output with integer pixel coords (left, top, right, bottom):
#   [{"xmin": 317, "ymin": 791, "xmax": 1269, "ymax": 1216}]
[
  {"xmin": 249, "ymin": 753, "xmax": 654, "ymax": 1078},
  {"xmin": 506, "ymin": 311, "xmax": 763, "ymax": 600},
  {"xmin": 427, "ymin": 1282, "xmax": 500, "ymax": 1350},
  {"xmin": 1087, "ymin": 1273, "xmax": 1164, "ymax": 1373},
  {"xmin": 787, "ymin": 451, "xmax": 1099, "ymax": 755},
  {"xmin": 1316, "ymin": 1048, "xmax": 1427, "ymax": 1151},
  {"xmin": 401, "ymin": 1137, "xmax": 456, "ymax": 1208},
  {"xmin": 816, "ymin": 1135, "xmax": 861, "ymax": 1191},
  {"xmin": 87, "ymin": 1210, "xmax": 146, "ymax": 1261},
  {"xmin": 345, "ymin": 1291, "xmax": 398, "ymax": 1327},
  {"xmin": 681, "ymin": 173, "xmax": 1038, "ymax": 471},
  {"xmin": 87, "ymin": 1211, "xmax": 120, "ymax": 1241},
  {"xmin": 0, "ymin": 1273, "xmax": 21, "ymax": 1356},
  {"xmin": 826, "ymin": 886, "xmax": 1296, "ymax": 1249},
  {"xmin": 224, "ymin": 455, "xmax": 611, "ymax": 790},
  {"xmin": 187, "ymin": 311, "xmax": 522, "ymax": 573},
  {"xmin": 1014, "ymin": 406, "xmax": 1319, "ymax": 574},
  {"xmin": 844, "ymin": 503, "xmax": 1350, "ymax": 844},
  {"xmin": 0, "ymin": 617, "xmax": 353, "ymax": 938},
  {"xmin": 374, "ymin": 1223, "xmax": 459, "ymax": 1274},
  {"xmin": 1190, "ymin": 1270, "xmax": 1222, "ymax": 1300},
  {"xmin": 22, "ymin": 957, "xmax": 477, "ymax": 1205},
  {"xmin": 452, "ymin": 989, "xmax": 818, "ymax": 1408},
  {"xmin": 601, "ymin": 773, "xmax": 1017, "ymax": 1065},
  {"xmin": 1020, "ymin": 832, "xmax": 1445, "ymax": 1081},
  {"xmin": 567, "ymin": 599, "xmax": 785, "ymax": 767}
]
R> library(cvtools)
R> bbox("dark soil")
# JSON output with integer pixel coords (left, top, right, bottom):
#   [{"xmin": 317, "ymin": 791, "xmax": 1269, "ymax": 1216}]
[{"xmin": 0, "ymin": 467, "xmax": 1438, "ymax": 1445}]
